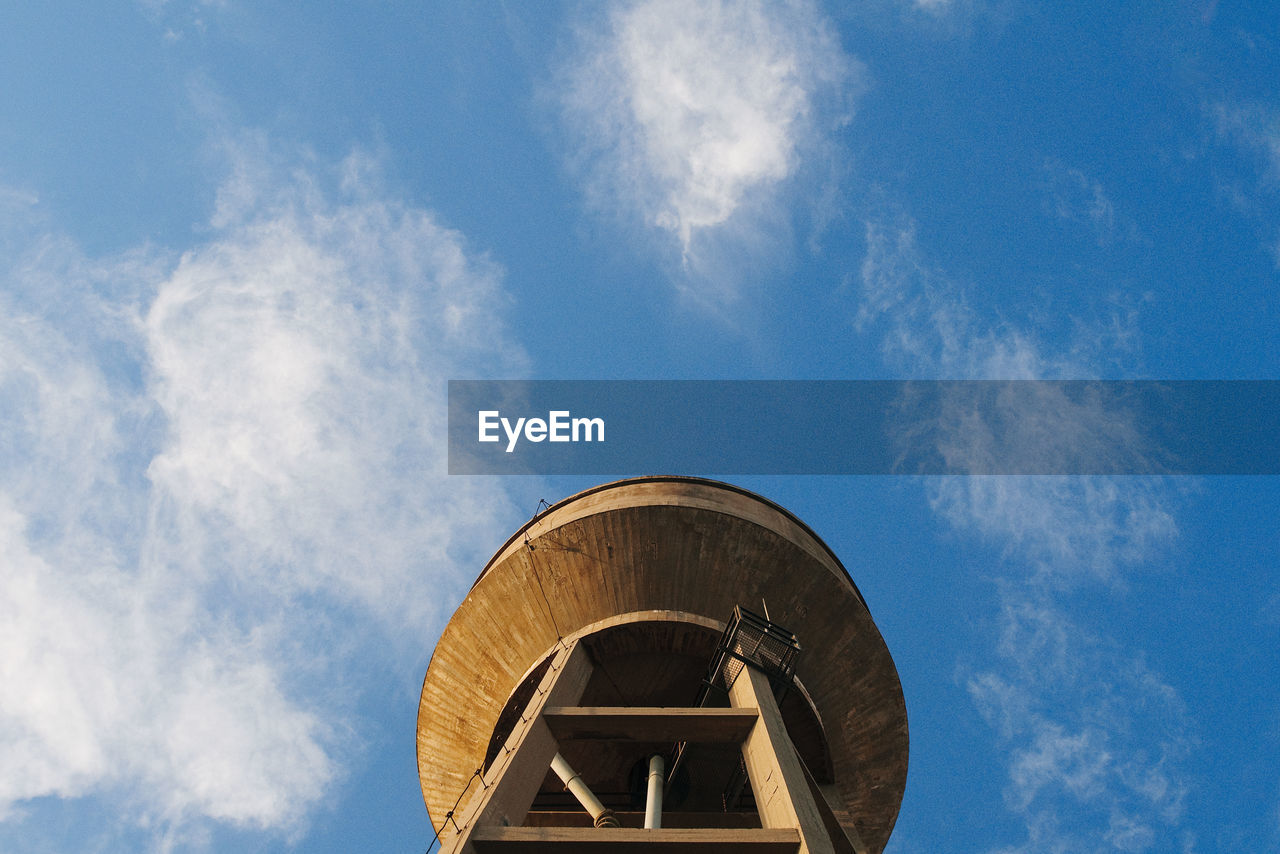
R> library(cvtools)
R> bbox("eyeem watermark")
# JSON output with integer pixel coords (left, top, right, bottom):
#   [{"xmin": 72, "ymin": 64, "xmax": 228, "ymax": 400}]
[
  {"xmin": 478, "ymin": 410, "xmax": 605, "ymax": 453},
  {"xmin": 451, "ymin": 380, "xmax": 1280, "ymax": 474}
]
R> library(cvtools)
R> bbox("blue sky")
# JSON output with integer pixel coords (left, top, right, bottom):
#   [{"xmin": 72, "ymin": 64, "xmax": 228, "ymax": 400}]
[{"xmin": 2, "ymin": 1, "xmax": 1278, "ymax": 852}]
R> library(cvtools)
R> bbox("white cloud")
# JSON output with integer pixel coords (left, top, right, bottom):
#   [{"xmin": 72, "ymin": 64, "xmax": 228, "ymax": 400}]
[
  {"xmin": 136, "ymin": 0, "xmax": 222, "ymax": 42},
  {"xmin": 859, "ymin": 217, "xmax": 1179, "ymax": 578},
  {"xmin": 144, "ymin": 165, "xmax": 523, "ymax": 625},
  {"xmin": 1210, "ymin": 101, "xmax": 1280, "ymax": 265},
  {"xmin": 857, "ymin": 217, "xmax": 1061, "ymax": 378},
  {"xmin": 854, "ymin": 212, "xmax": 1193, "ymax": 850},
  {"xmin": 1009, "ymin": 724, "xmax": 1111, "ymax": 809},
  {"xmin": 560, "ymin": 0, "xmax": 858, "ymax": 297},
  {"xmin": 1043, "ymin": 159, "xmax": 1120, "ymax": 246},
  {"xmin": 871, "ymin": 0, "xmax": 1003, "ymax": 34},
  {"xmin": 0, "ymin": 295, "xmax": 329, "ymax": 831},
  {"xmin": 0, "ymin": 498, "xmax": 117, "ymax": 812},
  {"xmin": 859, "ymin": 219, "xmax": 1180, "ymax": 579},
  {"xmin": 930, "ymin": 477, "xmax": 1177, "ymax": 582},
  {"xmin": 147, "ymin": 637, "xmax": 333, "ymax": 827},
  {"xmin": 0, "ymin": 146, "xmax": 524, "ymax": 846},
  {"xmin": 967, "ymin": 595, "xmax": 1192, "ymax": 853},
  {"xmin": 1212, "ymin": 102, "xmax": 1280, "ymax": 181}
]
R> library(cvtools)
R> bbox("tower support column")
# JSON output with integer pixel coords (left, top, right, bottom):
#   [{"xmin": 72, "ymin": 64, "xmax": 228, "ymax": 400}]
[
  {"xmin": 440, "ymin": 639, "xmax": 594, "ymax": 853},
  {"xmin": 729, "ymin": 665, "xmax": 838, "ymax": 854}
]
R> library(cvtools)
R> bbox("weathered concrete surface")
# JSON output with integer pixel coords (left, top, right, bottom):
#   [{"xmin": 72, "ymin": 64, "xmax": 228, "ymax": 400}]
[{"xmin": 418, "ymin": 477, "xmax": 908, "ymax": 853}]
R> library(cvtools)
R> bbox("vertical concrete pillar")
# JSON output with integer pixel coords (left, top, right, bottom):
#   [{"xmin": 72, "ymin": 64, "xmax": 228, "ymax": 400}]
[
  {"xmin": 729, "ymin": 664, "xmax": 836, "ymax": 854},
  {"xmin": 439, "ymin": 640, "xmax": 593, "ymax": 853}
]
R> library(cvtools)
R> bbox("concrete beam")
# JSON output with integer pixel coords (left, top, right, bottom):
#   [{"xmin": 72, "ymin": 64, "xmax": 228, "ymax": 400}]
[
  {"xmin": 470, "ymin": 826, "xmax": 800, "ymax": 852},
  {"xmin": 440, "ymin": 640, "xmax": 593, "ymax": 853},
  {"xmin": 730, "ymin": 665, "xmax": 836, "ymax": 854},
  {"xmin": 542, "ymin": 707, "xmax": 758, "ymax": 742}
]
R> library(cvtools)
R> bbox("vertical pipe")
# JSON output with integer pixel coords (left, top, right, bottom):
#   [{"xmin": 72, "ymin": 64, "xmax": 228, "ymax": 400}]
[
  {"xmin": 550, "ymin": 752, "xmax": 619, "ymax": 828},
  {"xmin": 644, "ymin": 754, "xmax": 664, "ymax": 829}
]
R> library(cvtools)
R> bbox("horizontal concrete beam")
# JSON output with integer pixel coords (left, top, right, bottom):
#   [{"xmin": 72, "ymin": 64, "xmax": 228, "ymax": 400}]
[
  {"xmin": 542, "ymin": 706, "xmax": 758, "ymax": 743},
  {"xmin": 523, "ymin": 810, "xmax": 760, "ymax": 829},
  {"xmin": 471, "ymin": 826, "xmax": 800, "ymax": 852}
]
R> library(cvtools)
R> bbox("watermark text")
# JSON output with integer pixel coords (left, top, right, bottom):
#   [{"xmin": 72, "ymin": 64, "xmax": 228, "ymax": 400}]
[{"xmin": 478, "ymin": 410, "xmax": 605, "ymax": 453}]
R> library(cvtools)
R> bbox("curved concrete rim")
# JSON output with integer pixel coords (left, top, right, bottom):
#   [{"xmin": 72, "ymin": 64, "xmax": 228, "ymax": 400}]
[{"xmin": 474, "ymin": 475, "xmax": 868, "ymax": 612}]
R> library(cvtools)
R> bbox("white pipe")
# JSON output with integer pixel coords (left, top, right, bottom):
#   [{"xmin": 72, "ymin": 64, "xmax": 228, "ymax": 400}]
[
  {"xmin": 550, "ymin": 752, "xmax": 619, "ymax": 828},
  {"xmin": 644, "ymin": 754, "xmax": 664, "ymax": 829}
]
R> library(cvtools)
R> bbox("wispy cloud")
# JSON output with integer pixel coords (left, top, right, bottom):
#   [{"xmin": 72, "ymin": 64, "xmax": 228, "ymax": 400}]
[
  {"xmin": 861, "ymin": 218, "xmax": 1178, "ymax": 573},
  {"xmin": 909, "ymin": 0, "xmax": 954, "ymax": 11},
  {"xmin": 858, "ymin": 216, "xmax": 1061, "ymax": 378},
  {"xmin": 1210, "ymin": 101, "xmax": 1280, "ymax": 266},
  {"xmin": 929, "ymin": 477, "xmax": 1177, "ymax": 583},
  {"xmin": 969, "ymin": 594, "xmax": 1193, "ymax": 853},
  {"xmin": 1212, "ymin": 102, "xmax": 1280, "ymax": 181},
  {"xmin": 869, "ymin": 0, "xmax": 1005, "ymax": 35},
  {"xmin": 559, "ymin": 0, "xmax": 859, "ymax": 303},
  {"xmin": 854, "ymin": 211, "xmax": 1192, "ymax": 850},
  {"xmin": 859, "ymin": 215, "xmax": 1181, "ymax": 584},
  {"xmin": 1042, "ymin": 159, "xmax": 1125, "ymax": 247},
  {"xmin": 0, "ymin": 143, "xmax": 524, "ymax": 847}
]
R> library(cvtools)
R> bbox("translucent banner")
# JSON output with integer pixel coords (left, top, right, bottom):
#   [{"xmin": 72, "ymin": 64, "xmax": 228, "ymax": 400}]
[{"xmin": 447, "ymin": 380, "xmax": 1280, "ymax": 475}]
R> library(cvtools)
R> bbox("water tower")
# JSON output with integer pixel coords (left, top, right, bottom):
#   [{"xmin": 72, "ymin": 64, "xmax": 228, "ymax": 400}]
[{"xmin": 418, "ymin": 476, "xmax": 907, "ymax": 852}]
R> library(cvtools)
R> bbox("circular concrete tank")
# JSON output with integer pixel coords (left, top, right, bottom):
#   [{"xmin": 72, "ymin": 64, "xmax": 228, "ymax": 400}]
[{"xmin": 418, "ymin": 476, "xmax": 908, "ymax": 852}]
